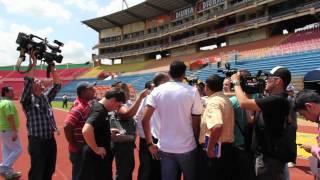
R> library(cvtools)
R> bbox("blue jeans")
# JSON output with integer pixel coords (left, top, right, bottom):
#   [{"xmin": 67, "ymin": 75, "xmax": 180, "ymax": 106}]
[
  {"xmin": 0, "ymin": 130, "xmax": 22, "ymax": 173},
  {"xmin": 159, "ymin": 148, "xmax": 197, "ymax": 180}
]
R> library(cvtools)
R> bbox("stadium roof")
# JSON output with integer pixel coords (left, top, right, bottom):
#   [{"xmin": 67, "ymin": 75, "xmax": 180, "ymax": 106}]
[{"xmin": 82, "ymin": 0, "xmax": 196, "ymax": 31}]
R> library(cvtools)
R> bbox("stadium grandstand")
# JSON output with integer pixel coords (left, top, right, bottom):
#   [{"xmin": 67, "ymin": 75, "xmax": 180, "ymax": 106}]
[
  {"xmin": 0, "ymin": 63, "xmax": 92, "ymax": 99},
  {"xmin": 1, "ymin": 1, "xmax": 320, "ymax": 179},
  {"xmin": 77, "ymin": 0, "xmax": 320, "ymax": 97},
  {"xmin": 83, "ymin": 0, "xmax": 320, "ymax": 64},
  {"xmin": 1, "ymin": 0, "xmax": 320, "ymax": 100}
]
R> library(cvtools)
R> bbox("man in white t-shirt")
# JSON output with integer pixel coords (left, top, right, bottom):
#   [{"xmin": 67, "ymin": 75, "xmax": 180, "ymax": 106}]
[
  {"xmin": 142, "ymin": 61, "xmax": 202, "ymax": 180},
  {"xmin": 135, "ymin": 73, "xmax": 169, "ymax": 180}
]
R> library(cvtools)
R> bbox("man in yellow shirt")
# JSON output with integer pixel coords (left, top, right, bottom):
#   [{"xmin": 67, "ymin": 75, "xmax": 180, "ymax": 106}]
[{"xmin": 199, "ymin": 74, "xmax": 235, "ymax": 180}]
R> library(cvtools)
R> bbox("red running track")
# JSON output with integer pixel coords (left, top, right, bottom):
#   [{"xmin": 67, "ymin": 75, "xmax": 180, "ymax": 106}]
[{"xmin": 0, "ymin": 102, "xmax": 315, "ymax": 180}]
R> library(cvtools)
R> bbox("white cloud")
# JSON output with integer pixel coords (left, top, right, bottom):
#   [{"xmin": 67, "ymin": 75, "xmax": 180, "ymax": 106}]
[
  {"xmin": 97, "ymin": 0, "xmax": 145, "ymax": 17},
  {"xmin": 0, "ymin": 21, "xmax": 90, "ymax": 66},
  {"xmin": 0, "ymin": 0, "xmax": 72, "ymax": 22},
  {"xmin": 64, "ymin": 0, "xmax": 98, "ymax": 12},
  {"xmin": 0, "ymin": 21, "xmax": 54, "ymax": 66},
  {"xmin": 61, "ymin": 41, "xmax": 91, "ymax": 64},
  {"xmin": 10, "ymin": 24, "xmax": 53, "ymax": 38},
  {"xmin": 0, "ymin": 19, "xmax": 5, "ymax": 29}
]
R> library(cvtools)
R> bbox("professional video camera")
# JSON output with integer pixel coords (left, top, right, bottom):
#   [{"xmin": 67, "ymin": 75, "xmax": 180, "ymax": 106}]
[
  {"xmin": 217, "ymin": 63, "xmax": 268, "ymax": 94},
  {"xmin": 15, "ymin": 32, "xmax": 64, "ymax": 77},
  {"xmin": 217, "ymin": 62, "xmax": 238, "ymax": 78},
  {"xmin": 185, "ymin": 76, "xmax": 199, "ymax": 86}
]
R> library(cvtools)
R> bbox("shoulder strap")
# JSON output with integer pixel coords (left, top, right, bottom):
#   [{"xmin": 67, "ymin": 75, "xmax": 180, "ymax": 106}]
[
  {"xmin": 251, "ymin": 111, "xmax": 264, "ymax": 152},
  {"xmin": 235, "ymin": 116, "xmax": 246, "ymax": 136}
]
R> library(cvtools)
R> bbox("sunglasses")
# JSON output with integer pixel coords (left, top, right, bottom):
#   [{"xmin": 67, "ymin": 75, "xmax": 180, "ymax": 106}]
[{"xmin": 266, "ymin": 76, "xmax": 280, "ymax": 80}]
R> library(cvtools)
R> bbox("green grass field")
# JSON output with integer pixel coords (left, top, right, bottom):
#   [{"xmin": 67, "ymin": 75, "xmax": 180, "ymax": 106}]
[{"xmin": 51, "ymin": 101, "xmax": 73, "ymax": 111}]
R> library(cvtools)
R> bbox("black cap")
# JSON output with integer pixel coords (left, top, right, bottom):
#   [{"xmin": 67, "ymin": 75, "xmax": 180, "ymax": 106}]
[
  {"xmin": 104, "ymin": 90, "xmax": 126, "ymax": 103},
  {"xmin": 76, "ymin": 81, "xmax": 96, "ymax": 96},
  {"xmin": 270, "ymin": 66, "xmax": 291, "ymax": 87}
]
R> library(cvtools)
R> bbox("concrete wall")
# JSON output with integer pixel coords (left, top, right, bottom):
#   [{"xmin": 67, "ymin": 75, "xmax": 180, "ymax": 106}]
[
  {"xmin": 170, "ymin": 44, "xmax": 198, "ymax": 57},
  {"xmin": 122, "ymin": 54, "xmax": 147, "ymax": 64},
  {"xmin": 100, "ymin": 27, "xmax": 122, "ymax": 38},
  {"xmin": 123, "ymin": 22, "xmax": 145, "ymax": 34},
  {"xmin": 228, "ymin": 28, "xmax": 267, "ymax": 45}
]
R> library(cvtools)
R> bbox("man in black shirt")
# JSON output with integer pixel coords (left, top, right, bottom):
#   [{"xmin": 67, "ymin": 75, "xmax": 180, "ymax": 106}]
[
  {"xmin": 231, "ymin": 66, "xmax": 292, "ymax": 180},
  {"xmin": 78, "ymin": 90, "xmax": 125, "ymax": 180}
]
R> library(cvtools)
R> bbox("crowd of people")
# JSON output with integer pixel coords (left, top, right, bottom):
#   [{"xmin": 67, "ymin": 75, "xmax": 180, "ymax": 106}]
[{"xmin": 0, "ymin": 54, "xmax": 319, "ymax": 180}]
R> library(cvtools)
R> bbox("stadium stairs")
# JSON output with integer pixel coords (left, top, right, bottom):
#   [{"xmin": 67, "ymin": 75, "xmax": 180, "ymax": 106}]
[
  {"xmin": 81, "ymin": 34, "xmax": 289, "ymax": 79},
  {"xmin": 57, "ymin": 48, "xmax": 320, "ymax": 101},
  {"xmin": 55, "ymin": 28, "xmax": 320, "ymax": 100}
]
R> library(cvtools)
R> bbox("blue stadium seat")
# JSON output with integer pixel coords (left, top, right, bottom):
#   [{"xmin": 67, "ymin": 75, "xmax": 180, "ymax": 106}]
[{"xmin": 56, "ymin": 50, "xmax": 320, "ymax": 101}]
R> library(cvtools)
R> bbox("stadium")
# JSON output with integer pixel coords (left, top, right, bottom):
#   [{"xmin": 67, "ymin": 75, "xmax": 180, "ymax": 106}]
[
  {"xmin": 0, "ymin": 0, "xmax": 319, "ymax": 100},
  {"xmin": 0, "ymin": 0, "xmax": 320, "ymax": 179}
]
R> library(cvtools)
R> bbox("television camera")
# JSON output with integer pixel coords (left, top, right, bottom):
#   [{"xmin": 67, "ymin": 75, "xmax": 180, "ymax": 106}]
[
  {"xmin": 217, "ymin": 62, "xmax": 268, "ymax": 94},
  {"xmin": 15, "ymin": 32, "xmax": 64, "ymax": 77},
  {"xmin": 185, "ymin": 76, "xmax": 200, "ymax": 86}
]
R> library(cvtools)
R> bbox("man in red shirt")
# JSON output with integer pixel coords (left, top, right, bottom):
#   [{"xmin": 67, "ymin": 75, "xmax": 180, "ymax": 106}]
[{"xmin": 64, "ymin": 81, "xmax": 96, "ymax": 180}]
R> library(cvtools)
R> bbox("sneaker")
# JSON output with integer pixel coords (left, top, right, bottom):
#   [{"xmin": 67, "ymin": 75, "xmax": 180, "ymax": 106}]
[
  {"xmin": 288, "ymin": 162, "xmax": 296, "ymax": 168},
  {"xmin": 1, "ymin": 171, "xmax": 21, "ymax": 179}
]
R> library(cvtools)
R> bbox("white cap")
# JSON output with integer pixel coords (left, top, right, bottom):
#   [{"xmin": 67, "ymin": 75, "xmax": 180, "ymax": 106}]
[{"xmin": 270, "ymin": 66, "xmax": 284, "ymax": 74}]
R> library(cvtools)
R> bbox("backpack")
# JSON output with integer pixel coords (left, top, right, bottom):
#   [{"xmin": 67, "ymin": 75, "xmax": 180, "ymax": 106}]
[{"xmin": 234, "ymin": 116, "xmax": 253, "ymax": 151}]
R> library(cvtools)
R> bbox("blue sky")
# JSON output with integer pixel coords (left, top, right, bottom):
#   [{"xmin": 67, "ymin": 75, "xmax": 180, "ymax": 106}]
[{"xmin": 0, "ymin": 0, "xmax": 145, "ymax": 66}]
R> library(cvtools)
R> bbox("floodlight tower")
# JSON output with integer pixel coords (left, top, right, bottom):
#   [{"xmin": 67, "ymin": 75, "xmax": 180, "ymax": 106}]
[{"xmin": 122, "ymin": 0, "xmax": 129, "ymax": 10}]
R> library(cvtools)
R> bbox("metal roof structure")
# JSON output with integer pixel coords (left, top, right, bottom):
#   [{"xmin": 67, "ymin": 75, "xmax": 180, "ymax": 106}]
[{"xmin": 82, "ymin": 0, "xmax": 196, "ymax": 31}]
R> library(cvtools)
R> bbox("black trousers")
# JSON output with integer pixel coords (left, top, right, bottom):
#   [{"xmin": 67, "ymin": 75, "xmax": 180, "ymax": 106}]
[
  {"xmin": 28, "ymin": 136, "xmax": 57, "ymax": 180},
  {"xmin": 208, "ymin": 143, "xmax": 233, "ymax": 180},
  {"xmin": 232, "ymin": 145, "xmax": 255, "ymax": 180},
  {"xmin": 62, "ymin": 101, "xmax": 68, "ymax": 108},
  {"xmin": 255, "ymin": 157, "xmax": 286, "ymax": 180},
  {"xmin": 138, "ymin": 137, "xmax": 161, "ymax": 180},
  {"xmin": 197, "ymin": 146, "xmax": 210, "ymax": 180},
  {"xmin": 70, "ymin": 151, "xmax": 82, "ymax": 180},
  {"xmin": 113, "ymin": 141, "xmax": 135, "ymax": 180},
  {"xmin": 78, "ymin": 145, "xmax": 113, "ymax": 180}
]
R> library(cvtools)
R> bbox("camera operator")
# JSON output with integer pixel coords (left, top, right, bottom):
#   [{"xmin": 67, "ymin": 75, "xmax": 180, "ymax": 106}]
[
  {"xmin": 20, "ymin": 50, "xmax": 61, "ymax": 180},
  {"xmin": 231, "ymin": 66, "xmax": 292, "ymax": 180}
]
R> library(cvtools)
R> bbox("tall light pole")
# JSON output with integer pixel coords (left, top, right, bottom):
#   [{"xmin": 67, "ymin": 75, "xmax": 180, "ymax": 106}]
[{"xmin": 122, "ymin": 0, "xmax": 129, "ymax": 10}]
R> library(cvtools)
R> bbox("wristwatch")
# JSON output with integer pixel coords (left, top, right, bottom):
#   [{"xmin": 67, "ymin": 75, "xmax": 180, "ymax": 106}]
[{"xmin": 232, "ymin": 80, "xmax": 240, "ymax": 86}]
